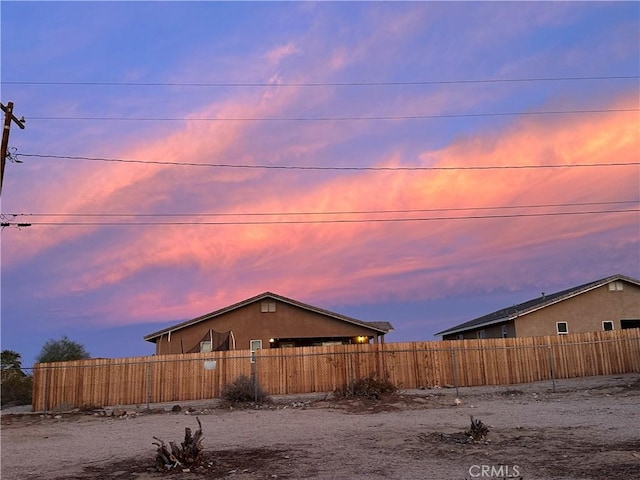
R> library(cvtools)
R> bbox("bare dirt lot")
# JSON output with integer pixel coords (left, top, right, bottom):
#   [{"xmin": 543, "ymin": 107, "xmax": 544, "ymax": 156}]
[{"xmin": 2, "ymin": 374, "xmax": 639, "ymax": 480}]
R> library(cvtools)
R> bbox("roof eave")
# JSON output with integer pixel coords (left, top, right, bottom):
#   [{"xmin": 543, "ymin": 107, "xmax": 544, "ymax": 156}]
[{"xmin": 435, "ymin": 315, "xmax": 513, "ymax": 337}]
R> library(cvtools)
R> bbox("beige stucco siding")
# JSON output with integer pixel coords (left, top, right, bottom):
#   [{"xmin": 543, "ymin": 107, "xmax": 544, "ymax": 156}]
[
  {"xmin": 154, "ymin": 300, "xmax": 380, "ymax": 354},
  {"xmin": 514, "ymin": 283, "xmax": 640, "ymax": 337}
]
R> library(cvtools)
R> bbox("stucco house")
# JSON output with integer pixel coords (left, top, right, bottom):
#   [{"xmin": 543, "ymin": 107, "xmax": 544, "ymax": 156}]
[
  {"xmin": 435, "ymin": 274, "xmax": 640, "ymax": 340},
  {"xmin": 144, "ymin": 292, "xmax": 394, "ymax": 355}
]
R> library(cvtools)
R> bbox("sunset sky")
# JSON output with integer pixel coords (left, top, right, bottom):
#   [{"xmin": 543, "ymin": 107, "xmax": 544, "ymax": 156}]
[{"xmin": 1, "ymin": 1, "xmax": 638, "ymax": 368}]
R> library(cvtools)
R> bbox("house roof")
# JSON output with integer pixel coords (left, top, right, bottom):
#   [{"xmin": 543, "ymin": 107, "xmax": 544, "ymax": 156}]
[
  {"xmin": 144, "ymin": 291, "xmax": 394, "ymax": 343},
  {"xmin": 434, "ymin": 274, "xmax": 640, "ymax": 337}
]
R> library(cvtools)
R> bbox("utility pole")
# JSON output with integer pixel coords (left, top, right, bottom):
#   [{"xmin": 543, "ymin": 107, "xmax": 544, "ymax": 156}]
[{"xmin": 1, "ymin": 102, "xmax": 26, "ymax": 197}]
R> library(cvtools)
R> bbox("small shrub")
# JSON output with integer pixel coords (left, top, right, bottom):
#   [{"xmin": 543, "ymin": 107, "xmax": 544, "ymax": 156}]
[
  {"xmin": 334, "ymin": 375, "xmax": 397, "ymax": 400},
  {"xmin": 1, "ymin": 372, "xmax": 33, "ymax": 406},
  {"xmin": 221, "ymin": 374, "xmax": 270, "ymax": 404}
]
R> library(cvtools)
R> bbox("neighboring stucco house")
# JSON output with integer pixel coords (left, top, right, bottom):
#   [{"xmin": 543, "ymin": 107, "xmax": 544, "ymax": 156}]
[
  {"xmin": 435, "ymin": 274, "xmax": 640, "ymax": 340},
  {"xmin": 144, "ymin": 292, "xmax": 394, "ymax": 355}
]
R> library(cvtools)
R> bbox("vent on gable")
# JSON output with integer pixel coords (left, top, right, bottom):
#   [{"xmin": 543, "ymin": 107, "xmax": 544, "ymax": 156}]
[
  {"xmin": 261, "ymin": 301, "xmax": 276, "ymax": 313},
  {"xmin": 608, "ymin": 281, "xmax": 624, "ymax": 292}
]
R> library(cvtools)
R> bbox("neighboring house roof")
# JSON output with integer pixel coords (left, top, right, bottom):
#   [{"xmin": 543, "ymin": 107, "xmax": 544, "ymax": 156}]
[
  {"xmin": 144, "ymin": 291, "xmax": 394, "ymax": 342},
  {"xmin": 435, "ymin": 274, "xmax": 640, "ymax": 337}
]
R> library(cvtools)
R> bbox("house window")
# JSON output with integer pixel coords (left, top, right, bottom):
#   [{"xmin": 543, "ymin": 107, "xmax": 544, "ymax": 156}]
[
  {"xmin": 556, "ymin": 322, "xmax": 568, "ymax": 335},
  {"xmin": 501, "ymin": 324, "xmax": 508, "ymax": 338},
  {"xmin": 200, "ymin": 341, "xmax": 212, "ymax": 353},
  {"xmin": 602, "ymin": 321, "xmax": 614, "ymax": 331},
  {"xmin": 608, "ymin": 281, "xmax": 624, "ymax": 292},
  {"xmin": 456, "ymin": 334, "xmax": 464, "ymax": 340},
  {"xmin": 621, "ymin": 319, "xmax": 640, "ymax": 329},
  {"xmin": 477, "ymin": 329, "xmax": 486, "ymax": 339},
  {"xmin": 250, "ymin": 339, "xmax": 262, "ymax": 363},
  {"xmin": 260, "ymin": 301, "xmax": 276, "ymax": 313}
]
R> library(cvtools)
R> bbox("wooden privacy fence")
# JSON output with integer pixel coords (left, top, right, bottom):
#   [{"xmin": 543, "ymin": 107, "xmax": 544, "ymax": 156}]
[{"xmin": 32, "ymin": 329, "xmax": 640, "ymax": 411}]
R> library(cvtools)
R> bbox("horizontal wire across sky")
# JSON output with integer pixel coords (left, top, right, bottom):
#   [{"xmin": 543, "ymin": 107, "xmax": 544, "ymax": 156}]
[
  {"xmin": 4, "ymin": 75, "xmax": 638, "ymax": 121},
  {"xmin": 3, "ymin": 203, "xmax": 638, "ymax": 227},
  {"xmin": 15, "ymin": 153, "xmax": 640, "ymax": 171},
  {"xmin": 3, "ymin": 74, "xmax": 638, "ymax": 87},
  {"xmin": 21, "ymin": 108, "xmax": 639, "ymax": 122},
  {"xmin": 6, "ymin": 200, "xmax": 636, "ymax": 217},
  {"xmin": 3, "ymin": 74, "xmax": 638, "ymax": 228}
]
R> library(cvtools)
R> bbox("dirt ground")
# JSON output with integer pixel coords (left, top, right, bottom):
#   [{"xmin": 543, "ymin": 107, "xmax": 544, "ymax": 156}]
[{"xmin": 1, "ymin": 374, "xmax": 639, "ymax": 480}]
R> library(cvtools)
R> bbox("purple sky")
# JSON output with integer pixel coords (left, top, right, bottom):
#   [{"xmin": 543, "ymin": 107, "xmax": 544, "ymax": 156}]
[{"xmin": 1, "ymin": 2, "xmax": 638, "ymax": 368}]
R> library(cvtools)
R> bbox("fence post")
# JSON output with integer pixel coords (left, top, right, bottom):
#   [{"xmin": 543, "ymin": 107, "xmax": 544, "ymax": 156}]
[
  {"xmin": 145, "ymin": 362, "xmax": 151, "ymax": 410},
  {"xmin": 378, "ymin": 342, "xmax": 385, "ymax": 379},
  {"xmin": 349, "ymin": 351, "xmax": 355, "ymax": 390},
  {"xmin": 548, "ymin": 345, "xmax": 556, "ymax": 393},
  {"xmin": 451, "ymin": 348, "xmax": 460, "ymax": 398},
  {"xmin": 252, "ymin": 353, "xmax": 258, "ymax": 402}
]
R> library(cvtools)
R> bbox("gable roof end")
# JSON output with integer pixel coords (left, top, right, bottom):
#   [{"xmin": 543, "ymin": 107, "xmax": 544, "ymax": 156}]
[{"xmin": 144, "ymin": 292, "xmax": 393, "ymax": 343}]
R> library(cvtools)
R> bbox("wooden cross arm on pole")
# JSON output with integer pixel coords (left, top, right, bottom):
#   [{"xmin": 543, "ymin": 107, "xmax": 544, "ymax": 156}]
[{"xmin": 0, "ymin": 102, "xmax": 26, "ymax": 129}]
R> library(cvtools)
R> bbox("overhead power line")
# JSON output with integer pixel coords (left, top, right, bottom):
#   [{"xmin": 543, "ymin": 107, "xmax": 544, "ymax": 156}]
[
  {"xmin": 2, "ymin": 208, "xmax": 637, "ymax": 227},
  {"xmin": 3, "ymin": 75, "xmax": 638, "ymax": 88},
  {"xmin": 17, "ymin": 153, "xmax": 640, "ymax": 171},
  {"xmin": 25, "ymin": 107, "xmax": 639, "ymax": 122},
  {"xmin": 5, "ymin": 200, "xmax": 638, "ymax": 219}
]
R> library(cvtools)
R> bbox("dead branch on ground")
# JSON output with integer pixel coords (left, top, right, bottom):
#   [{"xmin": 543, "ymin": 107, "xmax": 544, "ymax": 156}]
[
  {"xmin": 465, "ymin": 415, "xmax": 489, "ymax": 441},
  {"xmin": 153, "ymin": 417, "xmax": 204, "ymax": 470}
]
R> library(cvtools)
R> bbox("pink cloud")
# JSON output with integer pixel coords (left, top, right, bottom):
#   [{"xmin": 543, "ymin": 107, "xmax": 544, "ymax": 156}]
[
  {"xmin": 263, "ymin": 42, "xmax": 300, "ymax": 66},
  {"xmin": 28, "ymin": 93, "xmax": 633, "ymax": 325},
  {"xmin": 3, "ymin": 14, "xmax": 636, "ymax": 327}
]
